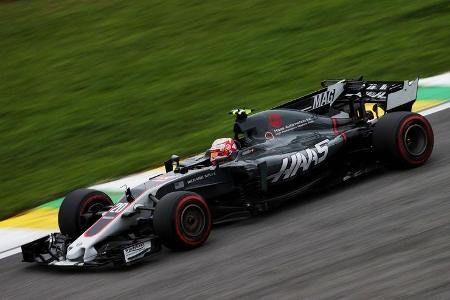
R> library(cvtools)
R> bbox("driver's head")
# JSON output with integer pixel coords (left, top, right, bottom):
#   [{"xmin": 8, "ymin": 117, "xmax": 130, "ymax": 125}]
[{"xmin": 210, "ymin": 138, "xmax": 237, "ymax": 165}]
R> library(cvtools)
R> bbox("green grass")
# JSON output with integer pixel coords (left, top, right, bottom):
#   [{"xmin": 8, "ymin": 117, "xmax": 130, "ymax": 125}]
[{"xmin": 1, "ymin": 0, "xmax": 450, "ymax": 220}]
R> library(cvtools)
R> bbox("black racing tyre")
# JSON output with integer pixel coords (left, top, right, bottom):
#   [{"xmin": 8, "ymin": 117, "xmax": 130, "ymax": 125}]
[
  {"xmin": 153, "ymin": 191, "xmax": 212, "ymax": 250},
  {"xmin": 373, "ymin": 111, "xmax": 434, "ymax": 167},
  {"xmin": 58, "ymin": 188, "xmax": 113, "ymax": 239}
]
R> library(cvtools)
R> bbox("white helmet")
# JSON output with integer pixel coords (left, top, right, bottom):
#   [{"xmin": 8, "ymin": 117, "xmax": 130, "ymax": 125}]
[{"xmin": 209, "ymin": 138, "xmax": 238, "ymax": 165}]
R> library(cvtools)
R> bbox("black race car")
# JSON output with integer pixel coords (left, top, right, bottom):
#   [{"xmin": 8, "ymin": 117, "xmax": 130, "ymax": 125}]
[{"xmin": 22, "ymin": 78, "xmax": 434, "ymax": 267}]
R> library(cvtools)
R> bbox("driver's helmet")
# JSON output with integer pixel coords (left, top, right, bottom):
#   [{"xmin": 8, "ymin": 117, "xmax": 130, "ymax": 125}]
[{"xmin": 210, "ymin": 138, "xmax": 238, "ymax": 165}]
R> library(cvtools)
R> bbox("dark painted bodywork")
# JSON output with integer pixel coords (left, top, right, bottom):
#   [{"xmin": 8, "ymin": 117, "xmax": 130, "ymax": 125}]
[{"xmin": 130, "ymin": 109, "xmax": 369, "ymax": 223}]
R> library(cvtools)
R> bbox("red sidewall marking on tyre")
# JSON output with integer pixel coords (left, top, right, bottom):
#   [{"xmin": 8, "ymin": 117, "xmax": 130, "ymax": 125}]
[
  {"xmin": 79, "ymin": 195, "xmax": 112, "ymax": 216},
  {"xmin": 397, "ymin": 115, "xmax": 434, "ymax": 165},
  {"xmin": 175, "ymin": 195, "xmax": 211, "ymax": 246}
]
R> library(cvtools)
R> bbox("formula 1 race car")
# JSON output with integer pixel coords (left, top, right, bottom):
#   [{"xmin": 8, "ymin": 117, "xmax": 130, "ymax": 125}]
[{"xmin": 22, "ymin": 78, "xmax": 434, "ymax": 267}]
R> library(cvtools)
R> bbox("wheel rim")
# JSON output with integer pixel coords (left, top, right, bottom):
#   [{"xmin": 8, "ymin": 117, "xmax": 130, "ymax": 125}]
[
  {"xmin": 403, "ymin": 124, "xmax": 427, "ymax": 156},
  {"xmin": 180, "ymin": 204, "xmax": 206, "ymax": 239}
]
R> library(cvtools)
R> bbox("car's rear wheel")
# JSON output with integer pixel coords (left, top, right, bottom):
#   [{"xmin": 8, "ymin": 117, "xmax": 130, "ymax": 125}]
[
  {"xmin": 153, "ymin": 191, "xmax": 212, "ymax": 250},
  {"xmin": 58, "ymin": 189, "xmax": 113, "ymax": 239},
  {"xmin": 373, "ymin": 112, "xmax": 434, "ymax": 167}
]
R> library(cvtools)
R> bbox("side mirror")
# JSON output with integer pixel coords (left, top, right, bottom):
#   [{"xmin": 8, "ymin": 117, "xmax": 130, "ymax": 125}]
[
  {"xmin": 171, "ymin": 155, "xmax": 180, "ymax": 165},
  {"xmin": 164, "ymin": 154, "xmax": 180, "ymax": 173}
]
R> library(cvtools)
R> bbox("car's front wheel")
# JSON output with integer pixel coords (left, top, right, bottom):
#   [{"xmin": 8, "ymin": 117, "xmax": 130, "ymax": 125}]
[
  {"xmin": 153, "ymin": 191, "xmax": 212, "ymax": 250},
  {"xmin": 58, "ymin": 188, "xmax": 113, "ymax": 239}
]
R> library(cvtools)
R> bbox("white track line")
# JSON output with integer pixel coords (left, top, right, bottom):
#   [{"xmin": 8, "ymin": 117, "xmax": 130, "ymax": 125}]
[
  {"xmin": 419, "ymin": 72, "xmax": 450, "ymax": 87},
  {"xmin": 0, "ymin": 228, "xmax": 53, "ymax": 259},
  {"xmin": 0, "ymin": 248, "xmax": 22, "ymax": 260},
  {"xmin": 419, "ymin": 101, "xmax": 450, "ymax": 116}
]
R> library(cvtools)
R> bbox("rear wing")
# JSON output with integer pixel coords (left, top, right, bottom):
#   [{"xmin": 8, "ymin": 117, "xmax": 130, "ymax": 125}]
[{"xmin": 274, "ymin": 78, "xmax": 419, "ymax": 115}]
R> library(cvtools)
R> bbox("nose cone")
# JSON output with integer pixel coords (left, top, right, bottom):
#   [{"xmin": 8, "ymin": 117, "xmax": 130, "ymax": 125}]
[
  {"xmin": 67, "ymin": 244, "xmax": 85, "ymax": 260},
  {"xmin": 83, "ymin": 246, "xmax": 98, "ymax": 262},
  {"xmin": 66, "ymin": 242, "xmax": 98, "ymax": 262}
]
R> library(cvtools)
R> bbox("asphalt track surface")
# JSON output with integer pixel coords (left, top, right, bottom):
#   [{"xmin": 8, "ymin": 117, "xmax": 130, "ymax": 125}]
[{"xmin": 1, "ymin": 110, "xmax": 450, "ymax": 300}]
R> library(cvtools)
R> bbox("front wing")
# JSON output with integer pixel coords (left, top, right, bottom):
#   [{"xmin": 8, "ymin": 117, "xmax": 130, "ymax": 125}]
[{"xmin": 21, "ymin": 233, "xmax": 161, "ymax": 268}]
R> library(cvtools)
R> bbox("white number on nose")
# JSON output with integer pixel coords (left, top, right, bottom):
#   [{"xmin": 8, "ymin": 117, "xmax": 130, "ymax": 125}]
[{"xmin": 110, "ymin": 202, "xmax": 128, "ymax": 213}]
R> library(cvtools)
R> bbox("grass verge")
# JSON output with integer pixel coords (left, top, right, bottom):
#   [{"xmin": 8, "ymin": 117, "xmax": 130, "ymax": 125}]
[{"xmin": 1, "ymin": 0, "xmax": 450, "ymax": 219}]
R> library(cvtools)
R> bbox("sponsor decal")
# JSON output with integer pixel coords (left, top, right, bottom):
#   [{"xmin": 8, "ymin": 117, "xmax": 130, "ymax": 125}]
[
  {"xmin": 268, "ymin": 113, "xmax": 283, "ymax": 128},
  {"xmin": 123, "ymin": 241, "xmax": 152, "ymax": 263},
  {"xmin": 312, "ymin": 89, "xmax": 336, "ymax": 110},
  {"xmin": 368, "ymin": 83, "xmax": 387, "ymax": 90},
  {"xmin": 366, "ymin": 84, "xmax": 387, "ymax": 98},
  {"xmin": 187, "ymin": 172, "xmax": 216, "ymax": 185},
  {"xmin": 272, "ymin": 118, "xmax": 314, "ymax": 136},
  {"xmin": 268, "ymin": 139, "xmax": 329, "ymax": 183},
  {"xmin": 265, "ymin": 132, "xmax": 274, "ymax": 140},
  {"xmin": 348, "ymin": 84, "xmax": 387, "ymax": 99}
]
